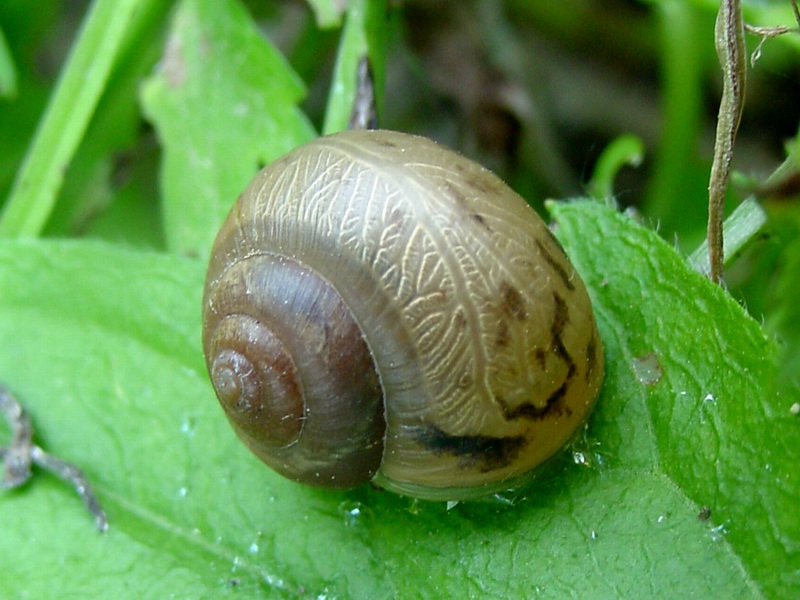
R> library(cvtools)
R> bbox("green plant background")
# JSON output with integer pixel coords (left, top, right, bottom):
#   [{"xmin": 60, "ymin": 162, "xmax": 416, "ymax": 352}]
[{"xmin": 0, "ymin": 1, "xmax": 798, "ymax": 598}]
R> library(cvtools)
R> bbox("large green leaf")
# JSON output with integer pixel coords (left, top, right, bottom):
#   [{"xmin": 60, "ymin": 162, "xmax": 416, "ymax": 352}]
[
  {"xmin": 551, "ymin": 201, "xmax": 798, "ymax": 597},
  {"xmin": 1, "ymin": 201, "xmax": 794, "ymax": 599}
]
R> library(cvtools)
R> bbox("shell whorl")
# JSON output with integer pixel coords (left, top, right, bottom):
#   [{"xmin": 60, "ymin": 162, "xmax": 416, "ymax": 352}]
[
  {"xmin": 203, "ymin": 129, "xmax": 604, "ymax": 500},
  {"xmin": 203, "ymin": 253, "xmax": 385, "ymax": 488}
]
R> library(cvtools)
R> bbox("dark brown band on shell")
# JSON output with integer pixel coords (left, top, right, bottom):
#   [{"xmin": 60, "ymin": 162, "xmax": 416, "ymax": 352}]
[{"xmin": 414, "ymin": 424, "xmax": 527, "ymax": 473}]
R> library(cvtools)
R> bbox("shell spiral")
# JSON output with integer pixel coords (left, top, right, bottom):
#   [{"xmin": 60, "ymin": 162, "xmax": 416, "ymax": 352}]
[{"xmin": 202, "ymin": 129, "xmax": 604, "ymax": 500}]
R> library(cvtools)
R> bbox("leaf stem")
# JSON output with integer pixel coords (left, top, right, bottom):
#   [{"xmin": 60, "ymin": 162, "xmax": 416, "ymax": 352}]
[
  {"xmin": 643, "ymin": 3, "xmax": 704, "ymax": 228},
  {"xmin": 0, "ymin": 0, "xmax": 144, "ymax": 238},
  {"xmin": 707, "ymin": 0, "xmax": 746, "ymax": 284}
]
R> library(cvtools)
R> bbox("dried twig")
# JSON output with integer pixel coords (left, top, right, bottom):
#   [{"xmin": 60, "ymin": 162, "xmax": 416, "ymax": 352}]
[
  {"xmin": 707, "ymin": 0, "xmax": 746, "ymax": 284},
  {"xmin": 1, "ymin": 385, "xmax": 107, "ymax": 532},
  {"xmin": 706, "ymin": 0, "xmax": 800, "ymax": 280}
]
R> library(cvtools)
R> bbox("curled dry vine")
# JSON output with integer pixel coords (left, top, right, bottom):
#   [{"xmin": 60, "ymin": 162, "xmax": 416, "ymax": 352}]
[
  {"xmin": 0, "ymin": 385, "xmax": 107, "ymax": 532},
  {"xmin": 707, "ymin": 0, "xmax": 800, "ymax": 283}
]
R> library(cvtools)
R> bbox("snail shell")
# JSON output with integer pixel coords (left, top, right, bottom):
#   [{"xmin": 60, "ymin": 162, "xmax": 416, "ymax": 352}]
[{"xmin": 202, "ymin": 129, "xmax": 604, "ymax": 500}]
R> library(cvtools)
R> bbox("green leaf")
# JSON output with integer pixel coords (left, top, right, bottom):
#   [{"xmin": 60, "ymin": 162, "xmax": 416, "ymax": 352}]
[
  {"xmin": 1, "ymin": 201, "xmax": 794, "ymax": 598},
  {"xmin": 550, "ymin": 200, "xmax": 798, "ymax": 599},
  {"xmin": 140, "ymin": 0, "xmax": 315, "ymax": 258},
  {"xmin": 304, "ymin": 0, "xmax": 346, "ymax": 29}
]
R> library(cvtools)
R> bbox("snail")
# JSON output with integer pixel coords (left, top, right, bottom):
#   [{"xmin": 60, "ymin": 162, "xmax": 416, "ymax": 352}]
[{"xmin": 202, "ymin": 129, "xmax": 604, "ymax": 501}]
